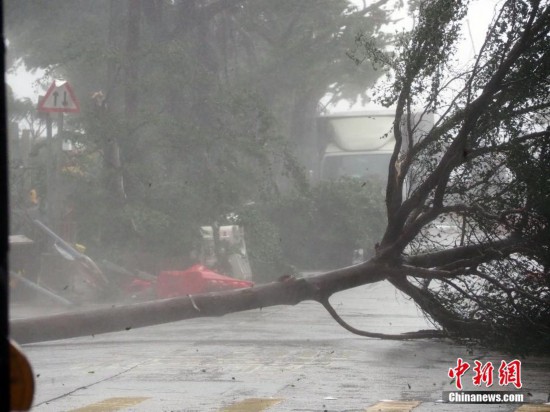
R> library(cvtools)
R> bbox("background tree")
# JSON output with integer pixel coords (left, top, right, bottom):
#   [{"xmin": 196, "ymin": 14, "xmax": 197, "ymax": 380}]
[
  {"xmin": 5, "ymin": 0, "xmax": 392, "ymax": 271},
  {"xmin": 6, "ymin": 85, "xmax": 48, "ymax": 235}
]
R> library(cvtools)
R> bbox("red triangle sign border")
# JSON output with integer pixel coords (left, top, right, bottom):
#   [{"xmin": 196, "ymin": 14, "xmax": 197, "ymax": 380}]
[{"xmin": 37, "ymin": 80, "xmax": 81, "ymax": 113}]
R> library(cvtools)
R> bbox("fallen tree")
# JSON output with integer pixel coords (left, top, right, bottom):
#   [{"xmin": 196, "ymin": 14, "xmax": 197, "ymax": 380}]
[
  {"xmin": 11, "ymin": 0, "xmax": 550, "ymax": 353},
  {"xmin": 11, "ymin": 262, "xmax": 441, "ymax": 344}
]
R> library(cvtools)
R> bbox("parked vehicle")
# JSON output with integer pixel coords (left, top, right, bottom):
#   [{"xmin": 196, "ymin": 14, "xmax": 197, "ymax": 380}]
[
  {"xmin": 315, "ymin": 110, "xmax": 434, "ymax": 264},
  {"xmin": 315, "ymin": 110, "xmax": 434, "ymax": 184}
]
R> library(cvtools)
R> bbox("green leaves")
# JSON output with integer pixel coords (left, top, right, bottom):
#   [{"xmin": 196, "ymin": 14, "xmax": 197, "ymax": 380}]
[
  {"xmin": 241, "ymin": 178, "xmax": 386, "ymax": 275},
  {"xmin": 385, "ymin": 0, "xmax": 550, "ymax": 353}
]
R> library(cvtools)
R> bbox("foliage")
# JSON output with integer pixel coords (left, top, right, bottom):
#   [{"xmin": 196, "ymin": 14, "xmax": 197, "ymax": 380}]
[
  {"xmin": 349, "ymin": 0, "xmax": 550, "ymax": 353},
  {"xmin": 236, "ymin": 206, "xmax": 291, "ymax": 283},
  {"xmin": 5, "ymin": 0, "xmax": 393, "ymax": 270},
  {"xmin": 240, "ymin": 178, "xmax": 386, "ymax": 278},
  {"xmin": 506, "ymin": 138, "xmax": 550, "ymax": 269}
]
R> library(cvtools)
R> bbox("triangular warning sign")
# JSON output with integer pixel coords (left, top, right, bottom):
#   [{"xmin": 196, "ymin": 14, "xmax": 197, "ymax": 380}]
[{"xmin": 38, "ymin": 80, "xmax": 80, "ymax": 113}]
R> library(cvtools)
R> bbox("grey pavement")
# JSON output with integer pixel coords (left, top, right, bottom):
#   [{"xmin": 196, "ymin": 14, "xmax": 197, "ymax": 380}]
[{"xmin": 10, "ymin": 280, "xmax": 550, "ymax": 412}]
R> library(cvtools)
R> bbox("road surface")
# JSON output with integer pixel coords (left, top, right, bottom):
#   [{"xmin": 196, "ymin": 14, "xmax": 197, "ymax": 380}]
[{"xmin": 11, "ymin": 280, "xmax": 550, "ymax": 411}]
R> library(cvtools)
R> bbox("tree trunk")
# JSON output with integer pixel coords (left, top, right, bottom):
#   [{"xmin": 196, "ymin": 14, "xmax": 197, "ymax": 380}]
[
  {"xmin": 289, "ymin": 90, "xmax": 320, "ymax": 174},
  {"xmin": 11, "ymin": 262, "xmax": 402, "ymax": 344},
  {"xmin": 101, "ymin": 0, "xmax": 127, "ymax": 203}
]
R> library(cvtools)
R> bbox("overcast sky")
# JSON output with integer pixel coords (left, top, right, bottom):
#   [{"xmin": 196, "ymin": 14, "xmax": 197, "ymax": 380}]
[{"xmin": 326, "ymin": 0, "xmax": 500, "ymax": 112}]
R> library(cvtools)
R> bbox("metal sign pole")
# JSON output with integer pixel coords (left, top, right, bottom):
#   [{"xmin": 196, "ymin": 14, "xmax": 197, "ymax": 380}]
[{"xmin": 45, "ymin": 114, "xmax": 55, "ymax": 230}]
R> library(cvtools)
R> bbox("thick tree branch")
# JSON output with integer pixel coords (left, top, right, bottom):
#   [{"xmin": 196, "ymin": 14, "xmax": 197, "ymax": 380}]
[
  {"xmin": 356, "ymin": 0, "xmax": 390, "ymax": 17},
  {"xmin": 404, "ymin": 237, "xmax": 524, "ymax": 268},
  {"xmin": 320, "ymin": 298, "xmax": 444, "ymax": 340},
  {"xmin": 467, "ymin": 130, "xmax": 550, "ymax": 159}
]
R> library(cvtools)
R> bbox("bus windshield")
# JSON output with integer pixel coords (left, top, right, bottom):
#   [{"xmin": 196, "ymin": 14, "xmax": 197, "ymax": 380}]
[{"xmin": 321, "ymin": 153, "xmax": 391, "ymax": 181}]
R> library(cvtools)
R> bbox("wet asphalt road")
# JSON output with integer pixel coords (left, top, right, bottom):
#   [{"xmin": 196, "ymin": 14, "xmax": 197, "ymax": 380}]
[{"xmin": 11, "ymin": 280, "xmax": 550, "ymax": 411}]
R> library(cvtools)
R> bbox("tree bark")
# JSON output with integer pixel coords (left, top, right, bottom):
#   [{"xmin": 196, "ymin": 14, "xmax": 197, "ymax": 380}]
[
  {"xmin": 11, "ymin": 261, "xmax": 393, "ymax": 344},
  {"xmin": 101, "ymin": 0, "xmax": 127, "ymax": 202}
]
